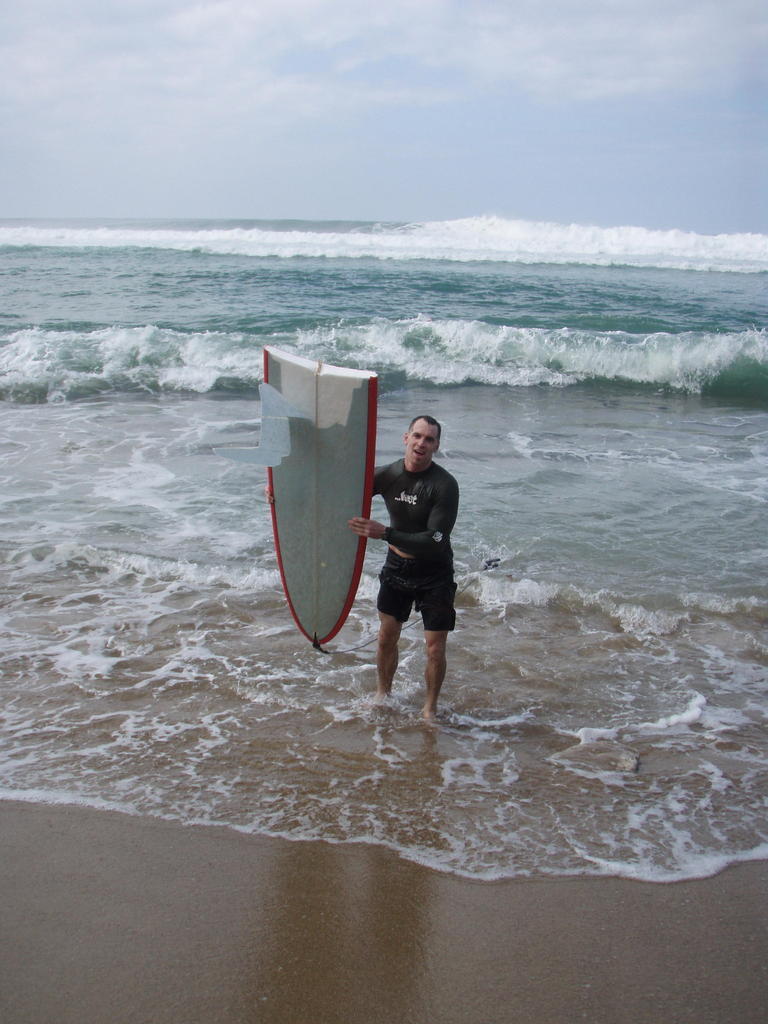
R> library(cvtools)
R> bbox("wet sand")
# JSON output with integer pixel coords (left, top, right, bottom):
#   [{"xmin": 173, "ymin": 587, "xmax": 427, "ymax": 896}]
[{"xmin": 1, "ymin": 799, "xmax": 766, "ymax": 1024}]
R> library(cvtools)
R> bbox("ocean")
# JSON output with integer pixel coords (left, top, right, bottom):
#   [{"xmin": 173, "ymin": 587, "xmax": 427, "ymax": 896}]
[{"xmin": 1, "ymin": 216, "xmax": 767, "ymax": 882}]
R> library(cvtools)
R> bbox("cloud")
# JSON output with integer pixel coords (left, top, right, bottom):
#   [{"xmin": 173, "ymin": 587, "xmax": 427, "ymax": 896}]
[
  {"xmin": 4, "ymin": 0, "xmax": 766, "ymax": 131},
  {"xmin": 2, "ymin": 1, "xmax": 765, "ymax": 227}
]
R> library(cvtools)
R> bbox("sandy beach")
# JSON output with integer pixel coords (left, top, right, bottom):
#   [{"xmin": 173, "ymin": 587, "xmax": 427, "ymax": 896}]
[{"xmin": 1, "ymin": 799, "xmax": 766, "ymax": 1024}]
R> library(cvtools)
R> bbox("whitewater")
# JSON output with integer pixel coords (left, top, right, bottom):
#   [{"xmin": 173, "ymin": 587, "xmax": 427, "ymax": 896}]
[
  {"xmin": 1, "ymin": 215, "xmax": 767, "ymax": 882},
  {"xmin": 2, "ymin": 215, "xmax": 768, "ymax": 272}
]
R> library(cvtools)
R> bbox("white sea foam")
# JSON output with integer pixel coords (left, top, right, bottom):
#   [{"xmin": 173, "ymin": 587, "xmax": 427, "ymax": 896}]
[
  {"xmin": 684, "ymin": 592, "xmax": 767, "ymax": 617},
  {"xmin": 634, "ymin": 692, "xmax": 708, "ymax": 732},
  {"xmin": 449, "ymin": 710, "xmax": 534, "ymax": 730},
  {"xmin": 0, "ymin": 325, "xmax": 264, "ymax": 398},
  {"xmin": 505, "ymin": 432, "xmax": 535, "ymax": 457},
  {"xmin": 293, "ymin": 320, "xmax": 768, "ymax": 393},
  {"xmin": 8, "ymin": 540, "xmax": 277, "ymax": 592},
  {"xmin": 1, "ymin": 320, "xmax": 766, "ymax": 400},
  {"xmin": 574, "ymin": 693, "xmax": 708, "ymax": 746},
  {"xmin": 476, "ymin": 574, "xmax": 560, "ymax": 613},
  {"xmin": 473, "ymin": 574, "xmax": 698, "ymax": 639},
  {"xmin": 2, "ymin": 216, "xmax": 767, "ymax": 272}
]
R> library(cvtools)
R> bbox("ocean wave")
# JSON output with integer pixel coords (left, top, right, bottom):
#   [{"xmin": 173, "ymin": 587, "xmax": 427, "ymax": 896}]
[
  {"xmin": 2, "ymin": 321, "xmax": 766, "ymax": 403},
  {"xmin": 1, "ymin": 216, "xmax": 767, "ymax": 272},
  {"xmin": 470, "ymin": 573, "xmax": 768, "ymax": 637},
  {"xmin": 0, "ymin": 325, "xmax": 263, "ymax": 402},
  {"xmin": 9, "ymin": 541, "xmax": 278, "ymax": 592}
]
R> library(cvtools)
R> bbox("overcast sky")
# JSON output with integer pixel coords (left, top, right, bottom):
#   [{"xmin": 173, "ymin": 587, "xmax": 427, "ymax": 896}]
[{"xmin": 2, "ymin": 0, "xmax": 766, "ymax": 232}]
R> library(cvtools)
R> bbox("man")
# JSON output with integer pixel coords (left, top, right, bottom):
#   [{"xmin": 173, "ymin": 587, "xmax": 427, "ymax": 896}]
[{"xmin": 348, "ymin": 415, "xmax": 459, "ymax": 720}]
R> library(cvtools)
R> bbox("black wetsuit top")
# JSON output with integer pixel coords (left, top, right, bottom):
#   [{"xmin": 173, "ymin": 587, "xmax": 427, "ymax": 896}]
[{"xmin": 373, "ymin": 459, "xmax": 459, "ymax": 569}]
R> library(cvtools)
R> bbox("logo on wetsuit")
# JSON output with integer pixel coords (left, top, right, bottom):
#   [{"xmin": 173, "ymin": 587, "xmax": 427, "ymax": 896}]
[{"xmin": 395, "ymin": 491, "xmax": 418, "ymax": 505}]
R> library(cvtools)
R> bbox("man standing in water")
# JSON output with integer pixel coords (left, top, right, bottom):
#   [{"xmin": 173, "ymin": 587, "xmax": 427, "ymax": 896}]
[{"xmin": 348, "ymin": 415, "xmax": 459, "ymax": 720}]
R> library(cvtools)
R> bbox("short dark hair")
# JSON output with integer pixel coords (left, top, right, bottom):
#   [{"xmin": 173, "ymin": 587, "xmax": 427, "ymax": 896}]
[{"xmin": 408, "ymin": 414, "xmax": 441, "ymax": 441}]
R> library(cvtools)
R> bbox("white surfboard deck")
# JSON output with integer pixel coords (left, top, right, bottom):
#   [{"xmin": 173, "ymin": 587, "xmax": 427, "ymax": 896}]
[{"xmin": 219, "ymin": 346, "xmax": 377, "ymax": 646}]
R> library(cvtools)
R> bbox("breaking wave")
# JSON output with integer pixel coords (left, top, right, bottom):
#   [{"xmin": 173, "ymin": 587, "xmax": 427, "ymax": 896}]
[
  {"xmin": 2, "ymin": 320, "xmax": 766, "ymax": 404},
  {"xmin": 2, "ymin": 216, "xmax": 767, "ymax": 273}
]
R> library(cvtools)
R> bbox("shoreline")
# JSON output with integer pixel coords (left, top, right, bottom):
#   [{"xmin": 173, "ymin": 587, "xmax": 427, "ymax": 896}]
[{"xmin": 2, "ymin": 799, "xmax": 767, "ymax": 1024}]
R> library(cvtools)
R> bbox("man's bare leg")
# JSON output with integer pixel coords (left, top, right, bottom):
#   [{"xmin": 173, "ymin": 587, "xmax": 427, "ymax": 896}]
[
  {"xmin": 376, "ymin": 612, "xmax": 402, "ymax": 702},
  {"xmin": 423, "ymin": 630, "xmax": 448, "ymax": 720}
]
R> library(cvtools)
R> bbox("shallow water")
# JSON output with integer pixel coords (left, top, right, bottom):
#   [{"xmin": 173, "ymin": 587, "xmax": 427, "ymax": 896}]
[
  {"xmin": 2, "ymin": 217, "xmax": 767, "ymax": 880},
  {"xmin": 2, "ymin": 379, "xmax": 766, "ymax": 881}
]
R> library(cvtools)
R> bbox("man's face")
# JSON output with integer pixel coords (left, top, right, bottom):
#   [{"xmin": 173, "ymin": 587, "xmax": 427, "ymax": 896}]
[{"xmin": 403, "ymin": 418, "xmax": 440, "ymax": 471}]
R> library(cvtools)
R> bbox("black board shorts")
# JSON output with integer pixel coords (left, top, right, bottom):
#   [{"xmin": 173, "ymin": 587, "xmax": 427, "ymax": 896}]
[{"xmin": 377, "ymin": 552, "xmax": 457, "ymax": 632}]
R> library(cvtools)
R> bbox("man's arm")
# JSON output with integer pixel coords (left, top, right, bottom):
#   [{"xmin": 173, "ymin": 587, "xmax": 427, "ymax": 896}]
[{"xmin": 348, "ymin": 516, "xmax": 387, "ymax": 540}]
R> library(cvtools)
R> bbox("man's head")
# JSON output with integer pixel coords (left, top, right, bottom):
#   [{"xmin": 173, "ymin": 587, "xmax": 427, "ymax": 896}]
[
  {"xmin": 403, "ymin": 415, "xmax": 441, "ymax": 472},
  {"xmin": 408, "ymin": 414, "xmax": 441, "ymax": 441}
]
